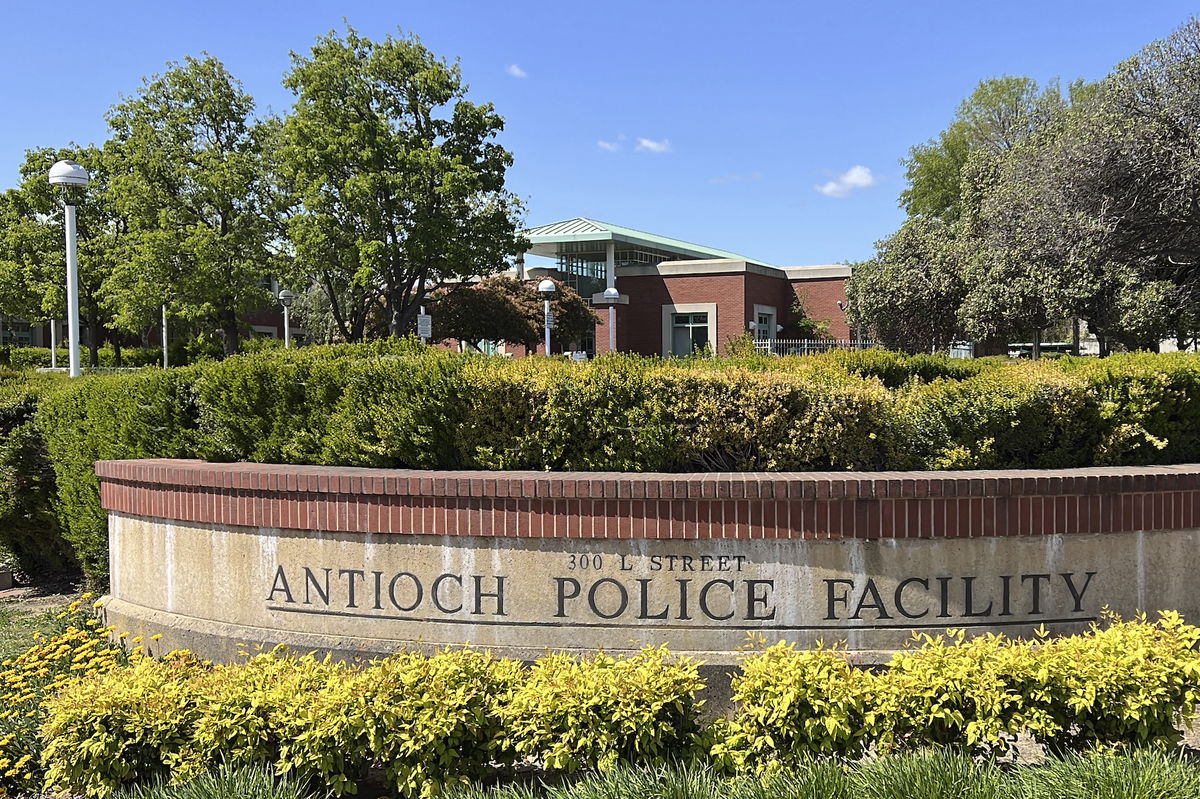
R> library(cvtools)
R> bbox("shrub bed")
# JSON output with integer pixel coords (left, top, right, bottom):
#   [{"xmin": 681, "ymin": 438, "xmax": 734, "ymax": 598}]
[
  {"xmin": 5, "ymin": 613, "xmax": 1196, "ymax": 797},
  {"xmin": 3, "ymin": 344, "xmax": 1200, "ymax": 582}
]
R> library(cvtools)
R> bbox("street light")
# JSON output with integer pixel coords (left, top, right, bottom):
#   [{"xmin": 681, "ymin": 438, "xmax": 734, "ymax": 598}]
[
  {"xmin": 602, "ymin": 286, "xmax": 620, "ymax": 353},
  {"xmin": 537, "ymin": 279, "xmax": 556, "ymax": 355},
  {"xmin": 277, "ymin": 289, "xmax": 297, "ymax": 348},
  {"xmin": 48, "ymin": 160, "xmax": 90, "ymax": 378}
]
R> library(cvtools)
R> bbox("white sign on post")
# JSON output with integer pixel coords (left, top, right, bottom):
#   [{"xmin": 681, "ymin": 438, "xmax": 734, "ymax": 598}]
[{"xmin": 416, "ymin": 313, "xmax": 432, "ymax": 339}]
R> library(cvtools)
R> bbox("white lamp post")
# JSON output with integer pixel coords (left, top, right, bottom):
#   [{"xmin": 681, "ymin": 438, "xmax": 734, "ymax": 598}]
[
  {"xmin": 48, "ymin": 160, "xmax": 90, "ymax": 378},
  {"xmin": 602, "ymin": 286, "xmax": 620, "ymax": 353},
  {"xmin": 278, "ymin": 289, "xmax": 296, "ymax": 348},
  {"xmin": 537, "ymin": 279, "xmax": 556, "ymax": 355}
]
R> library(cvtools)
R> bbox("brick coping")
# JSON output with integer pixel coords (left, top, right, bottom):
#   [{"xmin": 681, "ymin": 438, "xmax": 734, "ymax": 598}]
[
  {"xmin": 94, "ymin": 459, "xmax": 1200, "ymax": 541},
  {"xmin": 96, "ymin": 459, "xmax": 1200, "ymax": 500}
]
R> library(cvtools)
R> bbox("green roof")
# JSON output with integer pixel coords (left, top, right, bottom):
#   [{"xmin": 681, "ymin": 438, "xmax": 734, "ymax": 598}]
[{"xmin": 524, "ymin": 217, "xmax": 771, "ymax": 265}]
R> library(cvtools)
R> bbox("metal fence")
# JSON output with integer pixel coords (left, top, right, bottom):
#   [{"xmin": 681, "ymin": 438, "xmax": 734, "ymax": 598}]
[{"xmin": 753, "ymin": 338, "xmax": 877, "ymax": 356}]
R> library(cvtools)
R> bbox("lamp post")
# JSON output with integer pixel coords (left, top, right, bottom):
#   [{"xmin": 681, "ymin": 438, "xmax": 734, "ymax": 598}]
[
  {"xmin": 537, "ymin": 279, "xmax": 556, "ymax": 355},
  {"xmin": 602, "ymin": 286, "xmax": 620, "ymax": 353},
  {"xmin": 278, "ymin": 289, "xmax": 296, "ymax": 348},
  {"xmin": 48, "ymin": 160, "xmax": 90, "ymax": 378}
]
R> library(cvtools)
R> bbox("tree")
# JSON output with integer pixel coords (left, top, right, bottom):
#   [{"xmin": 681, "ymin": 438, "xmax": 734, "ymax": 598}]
[
  {"xmin": 846, "ymin": 217, "xmax": 965, "ymax": 352},
  {"xmin": 964, "ymin": 19, "xmax": 1200, "ymax": 350},
  {"xmin": 901, "ymin": 76, "xmax": 1072, "ymax": 224},
  {"xmin": 431, "ymin": 276, "xmax": 599, "ymax": 352},
  {"xmin": 277, "ymin": 26, "xmax": 526, "ymax": 342},
  {"xmin": 0, "ymin": 189, "xmax": 53, "ymax": 324},
  {"xmin": 857, "ymin": 76, "xmax": 1091, "ymax": 354},
  {"xmin": 105, "ymin": 55, "xmax": 275, "ymax": 356},
  {"xmin": 431, "ymin": 276, "xmax": 536, "ymax": 351}
]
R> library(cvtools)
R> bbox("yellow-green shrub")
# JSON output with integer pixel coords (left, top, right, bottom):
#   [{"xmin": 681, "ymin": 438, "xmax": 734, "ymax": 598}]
[
  {"xmin": 271, "ymin": 648, "xmax": 523, "ymax": 798},
  {"xmin": 41, "ymin": 654, "xmax": 206, "ymax": 797},
  {"xmin": 501, "ymin": 647, "xmax": 705, "ymax": 773},
  {"xmin": 42, "ymin": 647, "xmax": 523, "ymax": 799},
  {"xmin": 1022, "ymin": 612, "xmax": 1200, "ymax": 752},
  {"xmin": 713, "ymin": 642, "xmax": 880, "ymax": 771},
  {"xmin": 0, "ymin": 596, "xmax": 135, "ymax": 798},
  {"xmin": 189, "ymin": 651, "xmax": 339, "ymax": 774},
  {"xmin": 873, "ymin": 632, "xmax": 1034, "ymax": 755},
  {"xmin": 898, "ymin": 365, "xmax": 1102, "ymax": 468}
]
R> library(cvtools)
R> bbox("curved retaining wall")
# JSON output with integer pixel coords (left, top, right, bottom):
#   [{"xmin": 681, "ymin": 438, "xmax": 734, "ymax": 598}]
[{"xmin": 98, "ymin": 459, "xmax": 1200, "ymax": 665}]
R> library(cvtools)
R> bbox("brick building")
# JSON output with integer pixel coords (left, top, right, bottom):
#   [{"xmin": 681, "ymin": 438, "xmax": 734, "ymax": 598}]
[{"xmin": 516, "ymin": 218, "xmax": 851, "ymax": 356}]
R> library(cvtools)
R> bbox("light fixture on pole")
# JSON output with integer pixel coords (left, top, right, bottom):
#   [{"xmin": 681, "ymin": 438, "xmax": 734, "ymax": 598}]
[
  {"xmin": 48, "ymin": 160, "xmax": 90, "ymax": 378},
  {"xmin": 602, "ymin": 287, "xmax": 620, "ymax": 353},
  {"xmin": 277, "ymin": 289, "xmax": 297, "ymax": 348},
  {"xmin": 537, "ymin": 279, "xmax": 557, "ymax": 355}
]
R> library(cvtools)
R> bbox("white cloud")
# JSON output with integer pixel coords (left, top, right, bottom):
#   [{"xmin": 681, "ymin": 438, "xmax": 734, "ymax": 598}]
[
  {"xmin": 635, "ymin": 137, "xmax": 672, "ymax": 153},
  {"xmin": 815, "ymin": 165, "xmax": 876, "ymax": 197},
  {"xmin": 597, "ymin": 139, "xmax": 621, "ymax": 152},
  {"xmin": 710, "ymin": 171, "xmax": 762, "ymax": 184},
  {"xmin": 506, "ymin": 64, "xmax": 527, "ymax": 78}
]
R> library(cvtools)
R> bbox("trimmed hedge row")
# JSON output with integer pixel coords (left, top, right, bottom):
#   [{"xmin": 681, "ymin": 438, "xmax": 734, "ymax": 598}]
[
  {"xmin": 4, "ymin": 345, "xmax": 1200, "ymax": 582},
  {"xmin": 0, "ymin": 345, "xmax": 164, "ymax": 370},
  {"xmin": 23, "ymin": 612, "xmax": 1200, "ymax": 798}
]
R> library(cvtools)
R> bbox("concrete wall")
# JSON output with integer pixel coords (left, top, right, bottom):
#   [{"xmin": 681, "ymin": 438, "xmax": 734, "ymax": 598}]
[{"xmin": 98, "ymin": 459, "xmax": 1200, "ymax": 666}]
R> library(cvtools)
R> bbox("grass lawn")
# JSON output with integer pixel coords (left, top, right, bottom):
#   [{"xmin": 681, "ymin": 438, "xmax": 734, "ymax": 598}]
[{"xmin": 0, "ymin": 594, "xmax": 78, "ymax": 661}]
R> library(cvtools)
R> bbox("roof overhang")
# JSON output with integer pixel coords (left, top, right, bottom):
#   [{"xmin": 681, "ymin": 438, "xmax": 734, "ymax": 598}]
[{"xmin": 523, "ymin": 217, "xmax": 770, "ymax": 264}]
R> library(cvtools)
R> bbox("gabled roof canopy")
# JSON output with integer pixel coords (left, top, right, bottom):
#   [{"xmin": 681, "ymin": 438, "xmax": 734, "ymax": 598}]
[{"xmin": 524, "ymin": 217, "xmax": 771, "ymax": 266}]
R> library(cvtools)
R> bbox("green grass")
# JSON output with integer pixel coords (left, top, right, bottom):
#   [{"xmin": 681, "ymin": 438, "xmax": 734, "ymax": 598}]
[
  {"xmin": 0, "ymin": 603, "xmax": 71, "ymax": 661},
  {"xmin": 1010, "ymin": 749, "xmax": 1200, "ymax": 799},
  {"xmin": 438, "ymin": 752, "xmax": 1200, "ymax": 799},
  {"xmin": 112, "ymin": 763, "xmax": 323, "ymax": 799}
]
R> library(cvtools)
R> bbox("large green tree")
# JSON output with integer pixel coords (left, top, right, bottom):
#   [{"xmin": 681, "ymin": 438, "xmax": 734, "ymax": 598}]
[
  {"xmin": 0, "ymin": 146, "xmax": 130, "ymax": 366},
  {"xmin": 277, "ymin": 26, "xmax": 526, "ymax": 342},
  {"xmin": 105, "ymin": 55, "xmax": 275, "ymax": 355},
  {"xmin": 854, "ymin": 76, "xmax": 1091, "ymax": 352},
  {"xmin": 846, "ymin": 217, "xmax": 965, "ymax": 352}
]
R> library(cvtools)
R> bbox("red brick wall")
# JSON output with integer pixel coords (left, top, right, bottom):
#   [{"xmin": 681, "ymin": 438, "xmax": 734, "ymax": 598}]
[
  {"xmin": 618, "ymin": 273, "xmax": 762, "ymax": 356},
  {"xmin": 790, "ymin": 278, "xmax": 850, "ymax": 339},
  {"xmin": 97, "ymin": 458, "xmax": 1200, "ymax": 541},
  {"xmin": 744, "ymin": 273, "xmax": 793, "ymax": 337}
]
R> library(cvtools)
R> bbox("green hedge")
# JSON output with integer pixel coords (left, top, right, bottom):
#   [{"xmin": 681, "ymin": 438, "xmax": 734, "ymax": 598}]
[
  {"xmin": 26, "ymin": 614, "xmax": 1200, "ymax": 797},
  {"xmin": 0, "ymin": 345, "xmax": 164, "ymax": 370},
  {"xmin": 6, "ymin": 345, "xmax": 1200, "ymax": 582}
]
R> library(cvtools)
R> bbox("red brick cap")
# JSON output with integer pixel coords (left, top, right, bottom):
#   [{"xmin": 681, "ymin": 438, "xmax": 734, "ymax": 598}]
[{"xmin": 95, "ymin": 459, "xmax": 1200, "ymax": 541}]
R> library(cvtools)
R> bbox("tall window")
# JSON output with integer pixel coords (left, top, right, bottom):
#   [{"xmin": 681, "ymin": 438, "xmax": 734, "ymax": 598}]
[{"xmin": 672, "ymin": 312, "xmax": 709, "ymax": 355}]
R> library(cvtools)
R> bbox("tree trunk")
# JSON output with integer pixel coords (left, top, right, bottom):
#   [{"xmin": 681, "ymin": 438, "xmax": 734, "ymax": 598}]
[
  {"xmin": 112, "ymin": 337, "xmax": 123, "ymax": 368},
  {"xmin": 1071, "ymin": 318, "xmax": 1081, "ymax": 357},
  {"xmin": 219, "ymin": 305, "xmax": 239, "ymax": 357},
  {"xmin": 1098, "ymin": 332, "xmax": 1109, "ymax": 357},
  {"xmin": 1031, "ymin": 329, "xmax": 1042, "ymax": 361},
  {"xmin": 87, "ymin": 316, "xmax": 100, "ymax": 368}
]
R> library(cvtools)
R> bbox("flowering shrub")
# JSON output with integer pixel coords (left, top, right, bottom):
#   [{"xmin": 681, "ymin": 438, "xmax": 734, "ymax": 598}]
[{"xmin": 0, "ymin": 595, "xmax": 142, "ymax": 797}]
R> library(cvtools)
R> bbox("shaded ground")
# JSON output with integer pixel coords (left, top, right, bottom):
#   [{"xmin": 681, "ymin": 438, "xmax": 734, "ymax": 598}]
[{"xmin": 0, "ymin": 578, "xmax": 80, "ymax": 661}]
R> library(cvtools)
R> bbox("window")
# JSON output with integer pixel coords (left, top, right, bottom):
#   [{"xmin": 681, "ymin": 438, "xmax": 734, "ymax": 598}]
[
  {"xmin": 672, "ymin": 312, "xmax": 709, "ymax": 355},
  {"xmin": 752, "ymin": 304, "xmax": 778, "ymax": 341},
  {"xmin": 755, "ymin": 311, "xmax": 774, "ymax": 340}
]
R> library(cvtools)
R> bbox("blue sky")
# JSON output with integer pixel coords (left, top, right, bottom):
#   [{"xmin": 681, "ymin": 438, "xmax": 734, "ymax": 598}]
[{"xmin": 1, "ymin": 1, "xmax": 1195, "ymax": 265}]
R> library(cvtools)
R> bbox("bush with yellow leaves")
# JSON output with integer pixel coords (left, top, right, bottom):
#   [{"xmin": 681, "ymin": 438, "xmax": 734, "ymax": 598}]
[
  {"xmin": 717, "ymin": 613, "xmax": 1200, "ymax": 769},
  {"xmin": 711, "ymin": 641, "xmax": 880, "ymax": 772},
  {"xmin": 0, "ymin": 594, "xmax": 138, "ymax": 798},
  {"xmin": 499, "ymin": 646, "xmax": 706, "ymax": 774},
  {"xmin": 41, "ymin": 647, "xmax": 524, "ymax": 799}
]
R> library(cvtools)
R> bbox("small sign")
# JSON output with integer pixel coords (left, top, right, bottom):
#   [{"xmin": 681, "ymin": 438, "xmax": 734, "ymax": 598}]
[
  {"xmin": 544, "ymin": 311, "xmax": 555, "ymax": 330},
  {"xmin": 416, "ymin": 313, "xmax": 432, "ymax": 339}
]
